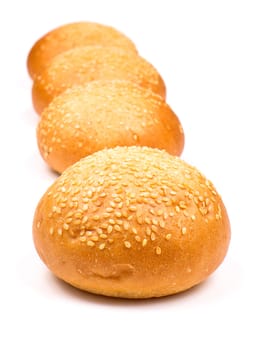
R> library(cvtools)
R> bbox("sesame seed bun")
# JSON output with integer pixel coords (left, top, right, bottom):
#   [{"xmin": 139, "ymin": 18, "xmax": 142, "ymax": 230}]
[
  {"xmin": 27, "ymin": 21, "xmax": 137, "ymax": 79},
  {"xmin": 32, "ymin": 46, "xmax": 166, "ymax": 114},
  {"xmin": 33, "ymin": 146, "xmax": 230, "ymax": 298},
  {"xmin": 37, "ymin": 80, "xmax": 184, "ymax": 173}
]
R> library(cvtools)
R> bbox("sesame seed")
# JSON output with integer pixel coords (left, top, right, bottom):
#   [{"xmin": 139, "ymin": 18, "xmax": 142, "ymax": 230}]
[
  {"xmin": 57, "ymin": 228, "xmax": 62, "ymax": 236},
  {"xmin": 114, "ymin": 224, "xmax": 121, "ymax": 232},
  {"xmin": 114, "ymin": 197, "xmax": 122, "ymax": 203},
  {"xmin": 199, "ymin": 207, "xmax": 208, "ymax": 215},
  {"xmin": 132, "ymin": 227, "xmax": 138, "ymax": 234},
  {"xmin": 106, "ymin": 207, "xmax": 114, "ymax": 213},
  {"xmin": 145, "ymin": 217, "xmax": 151, "ymax": 224},
  {"xmin": 92, "ymin": 215, "xmax": 100, "ymax": 221},
  {"xmin": 109, "ymin": 201, "xmax": 116, "ymax": 208},
  {"xmin": 191, "ymin": 214, "xmax": 196, "ymax": 221},
  {"xmin": 135, "ymin": 235, "xmax": 141, "ymax": 242},
  {"xmin": 115, "ymin": 211, "xmax": 122, "ymax": 218},
  {"xmin": 87, "ymin": 240, "xmax": 95, "ymax": 247},
  {"xmin": 123, "ymin": 222, "xmax": 130, "ymax": 230},
  {"xmin": 149, "ymin": 208, "xmax": 155, "ymax": 215},
  {"xmin": 96, "ymin": 228, "xmax": 103, "ymax": 235},
  {"xmin": 156, "ymin": 246, "xmax": 162, "ymax": 255},
  {"xmin": 175, "ymin": 206, "xmax": 180, "ymax": 213},
  {"xmin": 179, "ymin": 201, "xmax": 187, "ymax": 209},
  {"xmin": 82, "ymin": 216, "xmax": 88, "ymax": 224},
  {"xmin": 99, "ymin": 243, "xmax": 106, "ymax": 250},
  {"xmin": 124, "ymin": 241, "xmax": 131, "ymax": 248},
  {"xmin": 129, "ymin": 205, "xmax": 137, "ymax": 212},
  {"xmin": 136, "ymin": 216, "xmax": 143, "ymax": 225},
  {"xmin": 151, "ymin": 233, "xmax": 156, "ymax": 241},
  {"xmin": 49, "ymin": 227, "xmax": 54, "ymax": 235},
  {"xmin": 152, "ymin": 218, "xmax": 158, "ymax": 226},
  {"xmin": 151, "ymin": 225, "xmax": 158, "ymax": 233},
  {"xmin": 91, "ymin": 236, "xmax": 99, "ymax": 242},
  {"xmin": 36, "ymin": 221, "xmax": 41, "ymax": 229},
  {"xmin": 156, "ymin": 209, "xmax": 163, "ymax": 216},
  {"xmin": 82, "ymin": 204, "xmax": 88, "ymax": 211},
  {"xmin": 142, "ymin": 238, "xmax": 148, "ymax": 247},
  {"xmin": 107, "ymin": 225, "xmax": 113, "ymax": 234},
  {"xmin": 165, "ymin": 233, "xmax": 172, "ymax": 240},
  {"xmin": 103, "ymin": 213, "xmax": 111, "ymax": 218},
  {"xmin": 163, "ymin": 213, "xmax": 168, "ymax": 220},
  {"xmin": 146, "ymin": 227, "xmax": 151, "ymax": 236},
  {"xmin": 80, "ymin": 236, "xmax": 86, "ymax": 242},
  {"xmin": 109, "ymin": 219, "xmax": 115, "ymax": 225},
  {"xmin": 182, "ymin": 227, "xmax": 187, "ymax": 234},
  {"xmin": 159, "ymin": 220, "xmax": 165, "ymax": 228},
  {"xmin": 63, "ymin": 223, "xmax": 69, "ymax": 230},
  {"xmin": 100, "ymin": 233, "xmax": 107, "ymax": 239}
]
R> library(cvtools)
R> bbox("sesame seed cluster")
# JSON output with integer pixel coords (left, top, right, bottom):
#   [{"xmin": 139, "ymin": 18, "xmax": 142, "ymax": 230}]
[{"xmin": 37, "ymin": 146, "xmax": 221, "ymax": 256}]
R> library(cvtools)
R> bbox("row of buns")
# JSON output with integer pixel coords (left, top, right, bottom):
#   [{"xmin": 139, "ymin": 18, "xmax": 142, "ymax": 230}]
[{"xmin": 28, "ymin": 21, "xmax": 230, "ymax": 298}]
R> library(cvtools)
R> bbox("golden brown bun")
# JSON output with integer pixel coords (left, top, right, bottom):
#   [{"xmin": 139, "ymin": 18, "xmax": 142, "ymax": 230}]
[
  {"xmin": 33, "ymin": 146, "xmax": 230, "ymax": 299},
  {"xmin": 37, "ymin": 80, "xmax": 184, "ymax": 173},
  {"xmin": 27, "ymin": 22, "xmax": 137, "ymax": 79},
  {"xmin": 32, "ymin": 46, "xmax": 166, "ymax": 114}
]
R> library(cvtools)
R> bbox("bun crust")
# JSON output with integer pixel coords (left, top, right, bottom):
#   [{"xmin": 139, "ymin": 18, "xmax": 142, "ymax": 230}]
[
  {"xmin": 37, "ymin": 80, "xmax": 184, "ymax": 173},
  {"xmin": 32, "ymin": 46, "xmax": 166, "ymax": 114},
  {"xmin": 27, "ymin": 22, "xmax": 137, "ymax": 79},
  {"xmin": 33, "ymin": 146, "xmax": 230, "ymax": 298}
]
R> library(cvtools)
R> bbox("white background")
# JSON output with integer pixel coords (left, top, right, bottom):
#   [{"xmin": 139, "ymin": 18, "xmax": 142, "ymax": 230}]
[{"xmin": 1, "ymin": 0, "xmax": 255, "ymax": 349}]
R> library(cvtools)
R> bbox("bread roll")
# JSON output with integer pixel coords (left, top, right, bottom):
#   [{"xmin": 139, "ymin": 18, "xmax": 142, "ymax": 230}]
[
  {"xmin": 33, "ymin": 146, "xmax": 230, "ymax": 298},
  {"xmin": 37, "ymin": 80, "xmax": 184, "ymax": 173},
  {"xmin": 32, "ymin": 46, "xmax": 166, "ymax": 114},
  {"xmin": 27, "ymin": 22, "xmax": 137, "ymax": 79}
]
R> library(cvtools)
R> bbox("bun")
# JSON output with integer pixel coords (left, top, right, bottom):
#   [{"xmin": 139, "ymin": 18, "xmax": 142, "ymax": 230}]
[
  {"xmin": 32, "ymin": 46, "xmax": 166, "ymax": 114},
  {"xmin": 33, "ymin": 146, "xmax": 230, "ymax": 298},
  {"xmin": 27, "ymin": 21, "xmax": 137, "ymax": 79},
  {"xmin": 37, "ymin": 80, "xmax": 184, "ymax": 173}
]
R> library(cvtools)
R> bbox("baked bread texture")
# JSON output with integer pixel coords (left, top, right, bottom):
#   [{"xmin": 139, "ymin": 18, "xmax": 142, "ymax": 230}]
[
  {"xmin": 27, "ymin": 21, "xmax": 137, "ymax": 79},
  {"xmin": 37, "ymin": 80, "xmax": 184, "ymax": 173},
  {"xmin": 33, "ymin": 146, "xmax": 230, "ymax": 298},
  {"xmin": 32, "ymin": 46, "xmax": 166, "ymax": 114}
]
